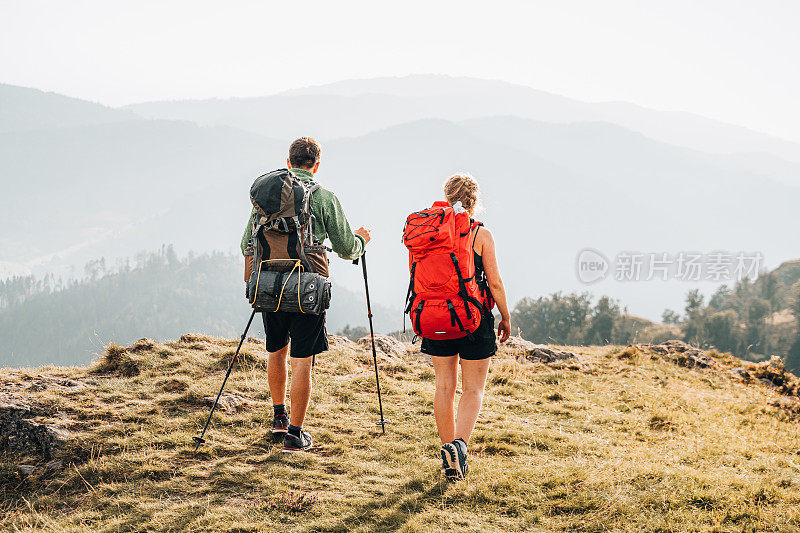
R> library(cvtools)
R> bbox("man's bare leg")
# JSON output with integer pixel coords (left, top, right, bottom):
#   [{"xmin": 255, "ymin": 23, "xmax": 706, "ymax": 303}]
[
  {"xmin": 289, "ymin": 356, "xmax": 313, "ymax": 428},
  {"xmin": 267, "ymin": 344, "xmax": 289, "ymax": 406}
]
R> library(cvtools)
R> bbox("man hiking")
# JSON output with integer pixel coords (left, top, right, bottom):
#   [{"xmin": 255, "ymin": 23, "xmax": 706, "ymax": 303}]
[{"xmin": 241, "ymin": 137, "xmax": 370, "ymax": 452}]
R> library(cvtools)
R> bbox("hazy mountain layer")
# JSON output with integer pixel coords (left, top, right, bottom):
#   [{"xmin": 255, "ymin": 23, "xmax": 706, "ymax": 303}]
[
  {"xmin": 127, "ymin": 74, "xmax": 800, "ymax": 164},
  {"xmin": 0, "ymin": 83, "xmax": 138, "ymax": 132},
  {"xmin": 3, "ymin": 82, "xmax": 800, "ymax": 327}
]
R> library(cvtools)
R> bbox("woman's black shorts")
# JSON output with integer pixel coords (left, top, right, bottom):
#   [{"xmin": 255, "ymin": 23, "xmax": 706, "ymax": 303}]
[{"xmin": 421, "ymin": 312, "xmax": 497, "ymax": 360}]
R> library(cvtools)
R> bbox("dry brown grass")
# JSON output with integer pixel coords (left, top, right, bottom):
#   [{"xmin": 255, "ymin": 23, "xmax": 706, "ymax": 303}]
[{"xmin": 2, "ymin": 337, "xmax": 800, "ymax": 532}]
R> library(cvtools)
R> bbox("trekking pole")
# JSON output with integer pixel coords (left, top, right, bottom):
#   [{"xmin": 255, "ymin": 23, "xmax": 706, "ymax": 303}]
[
  {"xmin": 193, "ymin": 308, "xmax": 258, "ymax": 452},
  {"xmin": 353, "ymin": 252, "xmax": 390, "ymax": 433}
]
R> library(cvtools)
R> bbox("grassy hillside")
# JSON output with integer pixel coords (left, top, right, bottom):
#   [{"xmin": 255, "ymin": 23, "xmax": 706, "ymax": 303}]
[{"xmin": 3, "ymin": 336, "xmax": 800, "ymax": 531}]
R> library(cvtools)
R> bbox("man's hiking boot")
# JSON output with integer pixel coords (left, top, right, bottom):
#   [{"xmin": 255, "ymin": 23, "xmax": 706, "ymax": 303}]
[
  {"xmin": 271, "ymin": 414, "xmax": 289, "ymax": 442},
  {"xmin": 441, "ymin": 439, "xmax": 469, "ymax": 480},
  {"xmin": 282, "ymin": 428, "xmax": 313, "ymax": 453}
]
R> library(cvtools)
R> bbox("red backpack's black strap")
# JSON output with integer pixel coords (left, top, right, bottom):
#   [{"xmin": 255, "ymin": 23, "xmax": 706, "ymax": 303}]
[
  {"xmin": 403, "ymin": 206, "xmax": 449, "ymax": 242},
  {"xmin": 414, "ymin": 300, "xmax": 425, "ymax": 333},
  {"xmin": 450, "ymin": 251, "xmax": 490, "ymax": 318},
  {"xmin": 472, "ymin": 221, "xmax": 483, "ymax": 249},
  {"xmin": 404, "ymin": 262, "xmax": 417, "ymax": 314},
  {"xmin": 446, "ymin": 300, "xmax": 466, "ymax": 333},
  {"xmin": 449, "ymin": 253, "xmax": 475, "ymax": 320}
]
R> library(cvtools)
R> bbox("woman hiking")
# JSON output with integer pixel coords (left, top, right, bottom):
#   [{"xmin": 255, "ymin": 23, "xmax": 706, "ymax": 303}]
[{"xmin": 403, "ymin": 173, "xmax": 511, "ymax": 480}]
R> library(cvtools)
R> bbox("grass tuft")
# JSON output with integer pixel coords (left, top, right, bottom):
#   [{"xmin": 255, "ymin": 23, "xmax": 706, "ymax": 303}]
[{"xmin": 91, "ymin": 342, "xmax": 145, "ymax": 376}]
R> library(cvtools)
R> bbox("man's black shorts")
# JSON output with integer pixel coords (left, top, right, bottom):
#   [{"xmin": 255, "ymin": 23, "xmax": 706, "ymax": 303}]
[
  {"xmin": 263, "ymin": 311, "xmax": 328, "ymax": 358},
  {"xmin": 421, "ymin": 312, "xmax": 497, "ymax": 360}
]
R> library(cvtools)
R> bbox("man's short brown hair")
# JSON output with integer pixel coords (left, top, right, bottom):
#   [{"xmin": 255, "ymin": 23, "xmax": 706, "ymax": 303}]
[{"xmin": 289, "ymin": 137, "xmax": 321, "ymax": 169}]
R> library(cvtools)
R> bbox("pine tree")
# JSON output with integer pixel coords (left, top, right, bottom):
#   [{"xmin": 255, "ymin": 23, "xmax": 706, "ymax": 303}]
[
  {"xmin": 788, "ymin": 282, "xmax": 800, "ymax": 370},
  {"xmin": 683, "ymin": 289, "xmax": 706, "ymax": 346}
]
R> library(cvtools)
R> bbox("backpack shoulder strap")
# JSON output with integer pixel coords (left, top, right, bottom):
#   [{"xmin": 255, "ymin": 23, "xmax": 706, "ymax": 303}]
[
  {"xmin": 302, "ymin": 181, "xmax": 320, "ymax": 241},
  {"xmin": 306, "ymin": 181, "xmax": 321, "ymax": 194},
  {"xmin": 471, "ymin": 220, "xmax": 483, "ymax": 248}
]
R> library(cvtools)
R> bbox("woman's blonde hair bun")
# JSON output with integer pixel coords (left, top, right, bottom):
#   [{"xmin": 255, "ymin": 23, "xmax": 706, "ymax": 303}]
[{"xmin": 444, "ymin": 173, "xmax": 481, "ymax": 216}]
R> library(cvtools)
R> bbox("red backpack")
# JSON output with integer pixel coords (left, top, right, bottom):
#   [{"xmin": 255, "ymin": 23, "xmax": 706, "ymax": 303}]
[{"xmin": 403, "ymin": 201, "xmax": 491, "ymax": 340}]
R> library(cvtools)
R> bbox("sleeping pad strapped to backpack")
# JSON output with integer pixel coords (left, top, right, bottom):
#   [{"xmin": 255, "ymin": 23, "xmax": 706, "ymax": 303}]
[
  {"xmin": 245, "ymin": 169, "xmax": 331, "ymax": 315},
  {"xmin": 403, "ymin": 201, "xmax": 492, "ymax": 340}
]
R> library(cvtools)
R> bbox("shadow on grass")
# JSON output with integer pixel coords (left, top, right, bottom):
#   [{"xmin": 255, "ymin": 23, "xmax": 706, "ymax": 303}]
[{"xmin": 309, "ymin": 475, "xmax": 450, "ymax": 532}]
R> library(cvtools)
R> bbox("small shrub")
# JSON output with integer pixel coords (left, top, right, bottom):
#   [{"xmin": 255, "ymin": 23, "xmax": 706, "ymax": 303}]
[
  {"xmin": 92, "ymin": 342, "xmax": 144, "ymax": 376},
  {"xmin": 156, "ymin": 377, "xmax": 190, "ymax": 392},
  {"xmin": 267, "ymin": 491, "xmax": 318, "ymax": 513},
  {"xmin": 649, "ymin": 414, "xmax": 677, "ymax": 431}
]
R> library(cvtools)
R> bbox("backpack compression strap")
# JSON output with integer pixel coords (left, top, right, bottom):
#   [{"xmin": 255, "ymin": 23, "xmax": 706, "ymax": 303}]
[
  {"xmin": 404, "ymin": 262, "xmax": 417, "ymax": 314},
  {"xmin": 294, "ymin": 180, "xmax": 321, "ymax": 272},
  {"xmin": 450, "ymin": 252, "xmax": 489, "ymax": 318}
]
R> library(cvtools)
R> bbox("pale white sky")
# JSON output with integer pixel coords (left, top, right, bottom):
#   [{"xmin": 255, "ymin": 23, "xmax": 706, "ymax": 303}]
[{"xmin": 2, "ymin": 0, "xmax": 800, "ymax": 142}]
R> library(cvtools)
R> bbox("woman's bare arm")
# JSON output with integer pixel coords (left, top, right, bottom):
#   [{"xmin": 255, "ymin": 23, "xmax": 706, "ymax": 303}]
[{"xmin": 476, "ymin": 228, "xmax": 510, "ymax": 342}]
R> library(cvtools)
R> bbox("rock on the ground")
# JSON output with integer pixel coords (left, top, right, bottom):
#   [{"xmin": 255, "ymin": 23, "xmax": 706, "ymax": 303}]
[
  {"xmin": 356, "ymin": 334, "xmax": 407, "ymax": 360},
  {"xmin": 769, "ymin": 396, "xmax": 800, "ymax": 416},
  {"xmin": 327, "ymin": 334, "xmax": 358, "ymax": 351},
  {"xmin": 27, "ymin": 375, "xmax": 85, "ymax": 392},
  {"xmin": 503, "ymin": 336, "xmax": 537, "ymax": 351},
  {"xmin": 642, "ymin": 340, "xmax": 718, "ymax": 369},
  {"xmin": 517, "ymin": 345, "xmax": 589, "ymax": 371},
  {"xmin": 17, "ymin": 459, "xmax": 63, "ymax": 477},
  {"xmin": 742, "ymin": 356, "xmax": 800, "ymax": 396},
  {"xmin": 202, "ymin": 393, "xmax": 247, "ymax": 413},
  {"xmin": 0, "ymin": 394, "xmax": 71, "ymax": 460},
  {"xmin": 18, "ymin": 464, "xmax": 37, "ymax": 476}
]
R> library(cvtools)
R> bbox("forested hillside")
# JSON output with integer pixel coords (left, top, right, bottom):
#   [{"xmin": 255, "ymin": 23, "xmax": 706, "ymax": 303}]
[
  {"xmin": 675, "ymin": 259, "xmax": 800, "ymax": 370},
  {"xmin": 510, "ymin": 260, "xmax": 800, "ymax": 372},
  {"xmin": 511, "ymin": 293, "xmax": 676, "ymax": 347},
  {"xmin": 0, "ymin": 248, "xmax": 397, "ymax": 368},
  {"xmin": 4, "ymin": 248, "xmax": 799, "ymax": 371}
]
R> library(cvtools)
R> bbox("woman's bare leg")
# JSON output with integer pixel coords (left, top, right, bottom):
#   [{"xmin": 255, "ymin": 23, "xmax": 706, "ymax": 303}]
[
  {"xmin": 455, "ymin": 358, "xmax": 491, "ymax": 444},
  {"xmin": 431, "ymin": 355, "xmax": 459, "ymax": 444}
]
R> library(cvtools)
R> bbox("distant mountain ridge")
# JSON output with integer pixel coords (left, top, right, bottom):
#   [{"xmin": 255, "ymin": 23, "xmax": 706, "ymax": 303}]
[
  {"xmin": 3, "ymin": 80, "xmax": 800, "ymax": 331},
  {"xmin": 125, "ymin": 74, "xmax": 800, "ymax": 164},
  {"xmin": 0, "ymin": 83, "xmax": 138, "ymax": 132}
]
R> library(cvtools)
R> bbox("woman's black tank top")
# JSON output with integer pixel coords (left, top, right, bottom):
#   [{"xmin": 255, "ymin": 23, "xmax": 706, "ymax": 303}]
[{"xmin": 473, "ymin": 227, "xmax": 490, "ymax": 296}]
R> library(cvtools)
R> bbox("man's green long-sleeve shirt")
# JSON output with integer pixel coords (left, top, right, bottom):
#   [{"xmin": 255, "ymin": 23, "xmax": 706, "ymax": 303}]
[{"xmin": 240, "ymin": 168, "xmax": 365, "ymax": 261}]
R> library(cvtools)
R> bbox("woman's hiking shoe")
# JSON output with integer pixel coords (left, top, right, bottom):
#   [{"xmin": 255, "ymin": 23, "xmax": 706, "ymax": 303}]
[
  {"xmin": 441, "ymin": 439, "xmax": 469, "ymax": 480},
  {"xmin": 453, "ymin": 439, "xmax": 469, "ymax": 478},
  {"xmin": 440, "ymin": 443, "xmax": 464, "ymax": 480},
  {"xmin": 441, "ymin": 445, "xmax": 459, "ymax": 480},
  {"xmin": 282, "ymin": 428, "xmax": 313, "ymax": 453},
  {"xmin": 271, "ymin": 414, "xmax": 289, "ymax": 442}
]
